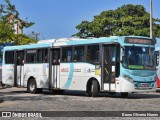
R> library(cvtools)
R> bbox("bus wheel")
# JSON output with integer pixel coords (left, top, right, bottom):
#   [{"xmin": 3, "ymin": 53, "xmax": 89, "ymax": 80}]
[
  {"xmin": 90, "ymin": 80, "xmax": 99, "ymax": 97},
  {"xmin": 121, "ymin": 92, "xmax": 128, "ymax": 97},
  {"xmin": 27, "ymin": 79, "xmax": 38, "ymax": 94}
]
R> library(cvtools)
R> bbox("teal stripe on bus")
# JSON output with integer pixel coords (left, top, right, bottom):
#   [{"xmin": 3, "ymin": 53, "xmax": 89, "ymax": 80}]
[{"xmin": 65, "ymin": 63, "xmax": 74, "ymax": 89}]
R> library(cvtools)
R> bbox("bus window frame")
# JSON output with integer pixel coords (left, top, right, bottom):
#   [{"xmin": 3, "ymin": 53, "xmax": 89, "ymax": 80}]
[
  {"xmin": 25, "ymin": 49, "xmax": 37, "ymax": 63},
  {"xmin": 61, "ymin": 46, "xmax": 73, "ymax": 62},
  {"xmin": 24, "ymin": 47, "xmax": 49, "ymax": 64},
  {"xmin": 86, "ymin": 44, "xmax": 100, "ymax": 65},
  {"xmin": 73, "ymin": 45, "xmax": 85, "ymax": 62},
  {"xmin": 60, "ymin": 44, "xmax": 100, "ymax": 64},
  {"xmin": 5, "ymin": 50, "xmax": 15, "ymax": 64}
]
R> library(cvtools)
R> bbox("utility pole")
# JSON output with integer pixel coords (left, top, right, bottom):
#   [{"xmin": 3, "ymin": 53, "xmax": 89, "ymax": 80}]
[
  {"xmin": 150, "ymin": 0, "xmax": 153, "ymax": 38},
  {"xmin": 32, "ymin": 31, "xmax": 40, "ymax": 40}
]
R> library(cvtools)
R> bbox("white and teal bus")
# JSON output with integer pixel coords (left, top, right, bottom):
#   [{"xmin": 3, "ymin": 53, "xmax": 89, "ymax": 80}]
[{"xmin": 2, "ymin": 36, "xmax": 156, "ymax": 97}]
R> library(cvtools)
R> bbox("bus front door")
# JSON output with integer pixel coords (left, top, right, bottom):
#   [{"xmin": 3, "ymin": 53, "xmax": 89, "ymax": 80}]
[
  {"xmin": 102, "ymin": 45, "xmax": 116, "ymax": 91},
  {"xmin": 15, "ymin": 51, "xmax": 24, "ymax": 87},
  {"xmin": 49, "ymin": 48, "xmax": 60, "ymax": 88}
]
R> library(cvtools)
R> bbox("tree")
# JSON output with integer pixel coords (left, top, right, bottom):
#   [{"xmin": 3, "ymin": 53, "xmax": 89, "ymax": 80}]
[
  {"xmin": 74, "ymin": 4, "xmax": 160, "ymax": 38},
  {"xmin": 0, "ymin": 19, "xmax": 14, "ymax": 43},
  {"xmin": 0, "ymin": 0, "xmax": 37, "ymax": 44}
]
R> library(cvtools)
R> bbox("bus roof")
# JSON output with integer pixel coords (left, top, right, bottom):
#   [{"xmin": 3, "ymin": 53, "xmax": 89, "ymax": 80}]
[
  {"xmin": 3, "ymin": 36, "xmax": 153, "ymax": 51},
  {"xmin": 53, "ymin": 36, "xmax": 118, "ymax": 46},
  {"xmin": 3, "ymin": 42, "xmax": 52, "ymax": 51},
  {"xmin": 53, "ymin": 36, "xmax": 153, "ymax": 46}
]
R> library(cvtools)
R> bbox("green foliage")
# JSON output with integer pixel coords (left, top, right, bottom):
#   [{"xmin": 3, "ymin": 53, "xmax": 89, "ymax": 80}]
[
  {"xmin": 13, "ymin": 34, "xmax": 37, "ymax": 45},
  {"xmin": 74, "ymin": 4, "xmax": 160, "ymax": 38},
  {"xmin": 0, "ymin": 19, "xmax": 37, "ymax": 44},
  {"xmin": 0, "ymin": 0, "xmax": 36, "ymax": 45},
  {"xmin": 0, "ymin": 19, "xmax": 14, "ymax": 43}
]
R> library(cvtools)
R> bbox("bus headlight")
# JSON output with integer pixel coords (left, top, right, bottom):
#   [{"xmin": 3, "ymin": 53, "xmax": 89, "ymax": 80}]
[{"xmin": 123, "ymin": 74, "xmax": 133, "ymax": 83}]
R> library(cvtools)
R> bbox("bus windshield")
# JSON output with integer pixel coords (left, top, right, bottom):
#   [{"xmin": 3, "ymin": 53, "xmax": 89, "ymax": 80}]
[{"xmin": 123, "ymin": 46, "xmax": 155, "ymax": 70}]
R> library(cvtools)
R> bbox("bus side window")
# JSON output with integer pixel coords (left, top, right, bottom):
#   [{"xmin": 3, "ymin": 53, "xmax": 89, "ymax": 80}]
[
  {"xmin": 37, "ymin": 49, "xmax": 43, "ymax": 63},
  {"xmin": 36, "ymin": 48, "xmax": 48, "ymax": 63},
  {"xmin": 73, "ymin": 46, "xmax": 85, "ymax": 62},
  {"xmin": 26, "ymin": 50, "xmax": 36, "ymax": 63},
  {"xmin": 5, "ymin": 51, "xmax": 14, "ymax": 64},
  {"xmin": 62, "ymin": 47, "xmax": 72, "ymax": 62},
  {"xmin": 42, "ymin": 49, "xmax": 48, "ymax": 63},
  {"xmin": 86, "ymin": 45, "xmax": 99, "ymax": 63}
]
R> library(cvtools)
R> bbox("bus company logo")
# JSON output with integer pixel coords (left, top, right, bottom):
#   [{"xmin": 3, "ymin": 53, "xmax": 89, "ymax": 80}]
[
  {"xmin": 61, "ymin": 68, "xmax": 69, "ymax": 72},
  {"xmin": 2, "ymin": 112, "xmax": 11, "ymax": 117}
]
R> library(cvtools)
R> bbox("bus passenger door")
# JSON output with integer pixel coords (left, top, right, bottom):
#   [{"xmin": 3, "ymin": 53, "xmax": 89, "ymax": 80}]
[
  {"xmin": 15, "ymin": 51, "xmax": 24, "ymax": 87},
  {"xmin": 102, "ymin": 45, "xmax": 117, "ymax": 91},
  {"xmin": 49, "ymin": 48, "xmax": 60, "ymax": 88}
]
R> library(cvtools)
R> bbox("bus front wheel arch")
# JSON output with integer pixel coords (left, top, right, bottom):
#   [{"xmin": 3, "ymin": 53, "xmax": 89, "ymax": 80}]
[{"xmin": 86, "ymin": 78, "xmax": 99, "ymax": 97}]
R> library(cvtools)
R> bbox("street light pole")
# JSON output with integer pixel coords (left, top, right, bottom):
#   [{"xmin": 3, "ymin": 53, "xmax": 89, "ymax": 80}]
[
  {"xmin": 32, "ymin": 31, "xmax": 40, "ymax": 40},
  {"xmin": 150, "ymin": 0, "xmax": 153, "ymax": 38}
]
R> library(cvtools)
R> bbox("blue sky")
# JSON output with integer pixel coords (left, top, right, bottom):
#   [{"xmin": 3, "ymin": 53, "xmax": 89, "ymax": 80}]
[{"xmin": 9, "ymin": 0, "xmax": 160, "ymax": 44}]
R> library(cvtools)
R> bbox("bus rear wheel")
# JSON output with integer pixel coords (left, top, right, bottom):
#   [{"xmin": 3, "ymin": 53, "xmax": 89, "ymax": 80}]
[{"xmin": 27, "ymin": 78, "xmax": 38, "ymax": 94}]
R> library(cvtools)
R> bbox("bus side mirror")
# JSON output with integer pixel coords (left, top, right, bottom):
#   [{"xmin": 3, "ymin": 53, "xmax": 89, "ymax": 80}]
[{"xmin": 120, "ymin": 46, "xmax": 125, "ymax": 63}]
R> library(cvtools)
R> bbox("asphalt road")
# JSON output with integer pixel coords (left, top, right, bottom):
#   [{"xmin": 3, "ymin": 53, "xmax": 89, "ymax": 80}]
[{"xmin": 0, "ymin": 87, "xmax": 160, "ymax": 119}]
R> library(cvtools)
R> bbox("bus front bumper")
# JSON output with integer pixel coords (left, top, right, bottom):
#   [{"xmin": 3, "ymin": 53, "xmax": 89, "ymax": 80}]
[{"xmin": 115, "ymin": 77, "xmax": 156, "ymax": 93}]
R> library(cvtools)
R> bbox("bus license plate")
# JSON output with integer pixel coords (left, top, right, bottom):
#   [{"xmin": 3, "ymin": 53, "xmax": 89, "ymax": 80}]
[{"xmin": 141, "ymin": 83, "xmax": 148, "ymax": 87}]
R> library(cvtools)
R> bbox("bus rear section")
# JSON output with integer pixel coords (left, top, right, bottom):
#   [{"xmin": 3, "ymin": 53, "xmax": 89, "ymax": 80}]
[
  {"xmin": 2, "ymin": 43, "xmax": 52, "ymax": 92},
  {"xmin": 0, "ymin": 43, "xmax": 13, "ymax": 87}
]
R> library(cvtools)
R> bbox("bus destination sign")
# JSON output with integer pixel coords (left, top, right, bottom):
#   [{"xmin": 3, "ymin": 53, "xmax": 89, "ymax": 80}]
[{"xmin": 125, "ymin": 38, "xmax": 154, "ymax": 45}]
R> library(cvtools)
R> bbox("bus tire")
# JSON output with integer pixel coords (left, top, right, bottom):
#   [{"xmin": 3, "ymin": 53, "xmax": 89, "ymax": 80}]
[
  {"xmin": 27, "ymin": 78, "xmax": 38, "ymax": 94},
  {"xmin": 91, "ymin": 80, "xmax": 99, "ymax": 97},
  {"xmin": 121, "ymin": 92, "xmax": 128, "ymax": 97}
]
